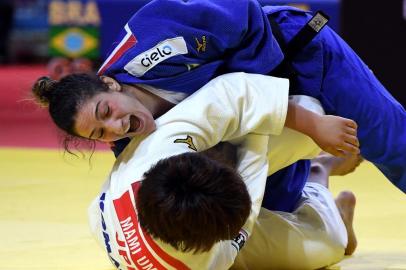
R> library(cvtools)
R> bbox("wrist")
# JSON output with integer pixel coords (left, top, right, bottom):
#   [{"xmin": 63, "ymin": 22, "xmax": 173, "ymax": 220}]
[
  {"xmin": 285, "ymin": 101, "xmax": 321, "ymax": 137},
  {"xmin": 302, "ymin": 112, "xmax": 321, "ymax": 138}
]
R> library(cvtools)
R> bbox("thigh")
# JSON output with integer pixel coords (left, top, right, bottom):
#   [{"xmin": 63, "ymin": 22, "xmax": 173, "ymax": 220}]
[
  {"xmin": 233, "ymin": 182, "xmax": 346, "ymax": 270},
  {"xmin": 319, "ymin": 27, "xmax": 406, "ymax": 183}
]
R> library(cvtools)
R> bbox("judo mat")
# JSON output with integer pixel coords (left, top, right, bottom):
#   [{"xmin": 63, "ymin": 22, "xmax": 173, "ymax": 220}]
[{"xmin": 0, "ymin": 149, "xmax": 405, "ymax": 270}]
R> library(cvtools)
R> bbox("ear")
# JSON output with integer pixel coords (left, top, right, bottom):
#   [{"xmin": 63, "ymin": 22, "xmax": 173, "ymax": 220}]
[{"xmin": 100, "ymin": 76, "xmax": 122, "ymax": 92}]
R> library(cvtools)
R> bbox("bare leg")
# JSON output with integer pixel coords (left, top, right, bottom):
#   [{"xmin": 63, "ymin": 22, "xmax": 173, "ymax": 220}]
[
  {"xmin": 307, "ymin": 161, "xmax": 330, "ymax": 187},
  {"xmin": 308, "ymin": 155, "xmax": 358, "ymax": 255},
  {"xmin": 335, "ymin": 191, "xmax": 357, "ymax": 255},
  {"xmin": 312, "ymin": 152, "xmax": 364, "ymax": 176}
]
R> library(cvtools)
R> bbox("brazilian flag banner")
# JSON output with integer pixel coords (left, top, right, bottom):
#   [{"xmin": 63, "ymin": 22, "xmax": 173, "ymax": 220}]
[{"xmin": 49, "ymin": 26, "xmax": 99, "ymax": 59}]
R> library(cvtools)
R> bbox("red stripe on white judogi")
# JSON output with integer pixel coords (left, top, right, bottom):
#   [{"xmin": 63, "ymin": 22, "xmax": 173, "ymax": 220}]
[
  {"xmin": 131, "ymin": 183, "xmax": 191, "ymax": 270},
  {"xmin": 114, "ymin": 189, "xmax": 166, "ymax": 270},
  {"xmin": 98, "ymin": 24, "xmax": 137, "ymax": 75}
]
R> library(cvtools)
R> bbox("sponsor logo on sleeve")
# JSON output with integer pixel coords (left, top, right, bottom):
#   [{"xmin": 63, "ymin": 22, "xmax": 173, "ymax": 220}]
[
  {"xmin": 231, "ymin": 229, "xmax": 248, "ymax": 252},
  {"xmin": 174, "ymin": 135, "xmax": 197, "ymax": 151},
  {"xmin": 195, "ymin": 35, "xmax": 206, "ymax": 53},
  {"xmin": 124, "ymin": 37, "xmax": 188, "ymax": 77}
]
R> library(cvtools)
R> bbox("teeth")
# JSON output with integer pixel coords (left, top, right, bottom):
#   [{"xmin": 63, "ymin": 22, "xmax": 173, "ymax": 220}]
[
  {"xmin": 129, "ymin": 115, "xmax": 140, "ymax": 132},
  {"xmin": 124, "ymin": 123, "xmax": 130, "ymax": 134}
]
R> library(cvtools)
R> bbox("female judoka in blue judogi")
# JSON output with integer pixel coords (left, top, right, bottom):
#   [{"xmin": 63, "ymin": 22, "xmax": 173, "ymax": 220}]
[{"xmin": 97, "ymin": 0, "xmax": 406, "ymax": 211}]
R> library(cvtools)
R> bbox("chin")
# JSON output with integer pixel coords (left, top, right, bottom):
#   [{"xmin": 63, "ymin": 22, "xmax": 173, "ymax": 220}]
[{"xmin": 147, "ymin": 125, "xmax": 157, "ymax": 134}]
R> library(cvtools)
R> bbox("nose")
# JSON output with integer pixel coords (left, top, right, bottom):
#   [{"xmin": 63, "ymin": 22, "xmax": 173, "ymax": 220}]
[{"xmin": 105, "ymin": 117, "xmax": 125, "ymax": 135}]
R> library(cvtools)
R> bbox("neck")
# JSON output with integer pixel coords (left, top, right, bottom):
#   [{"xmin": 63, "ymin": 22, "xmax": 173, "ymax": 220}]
[
  {"xmin": 201, "ymin": 142, "xmax": 238, "ymax": 169},
  {"xmin": 122, "ymin": 84, "xmax": 175, "ymax": 118}
]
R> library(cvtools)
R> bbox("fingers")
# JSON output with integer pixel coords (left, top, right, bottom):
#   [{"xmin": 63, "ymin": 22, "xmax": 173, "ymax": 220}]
[
  {"xmin": 328, "ymin": 134, "xmax": 360, "ymax": 156},
  {"xmin": 339, "ymin": 132, "xmax": 360, "ymax": 154},
  {"xmin": 344, "ymin": 134, "xmax": 360, "ymax": 147},
  {"xmin": 345, "ymin": 119, "xmax": 358, "ymax": 130},
  {"xmin": 341, "ymin": 142, "xmax": 360, "ymax": 154},
  {"xmin": 326, "ymin": 145, "xmax": 358, "ymax": 157},
  {"xmin": 344, "ymin": 119, "xmax": 359, "ymax": 151},
  {"xmin": 344, "ymin": 119, "xmax": 358, "ymax": 135},
  {"xmin": 325, "ymin": 147, "xmax": 346, "ymax": 157},
  {"xmin": 346, "ymin": 126, "xmax": 357, "ymax": 136}
]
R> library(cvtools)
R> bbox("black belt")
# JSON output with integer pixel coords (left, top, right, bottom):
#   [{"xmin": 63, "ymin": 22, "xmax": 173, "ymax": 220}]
[{"xmin": 268, "ymin": 11, "xmax": 329, "ymax": 93}]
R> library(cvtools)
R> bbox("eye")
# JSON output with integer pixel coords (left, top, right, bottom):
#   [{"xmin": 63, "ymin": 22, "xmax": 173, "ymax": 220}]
[
  {"xmin": 98, "ymin": 128, "xmax": 104, "ymax": 140},
  {"xmin": 99, "ymin": 104, "xmax": 110, "ymax": 120},
  {"xmin": 104, "ymin": 105, "xmax": 110, "ymax": 118}
]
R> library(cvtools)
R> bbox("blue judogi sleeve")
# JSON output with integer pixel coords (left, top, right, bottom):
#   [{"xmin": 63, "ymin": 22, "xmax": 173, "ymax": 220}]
[{"xmin": 98, "ymin": 0, "xmax": 284, "ymax": 94}]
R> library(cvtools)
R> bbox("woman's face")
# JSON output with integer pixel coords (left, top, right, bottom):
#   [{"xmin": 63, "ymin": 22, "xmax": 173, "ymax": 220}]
[{"xmin": 74, "ymin": 90, "xmax": 156, "ymax": 142}]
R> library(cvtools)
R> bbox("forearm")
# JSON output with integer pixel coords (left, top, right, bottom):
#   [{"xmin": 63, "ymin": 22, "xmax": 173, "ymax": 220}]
[{"xmin": 284, "ymin": 101, "xmax": 320, "ymax": 138}]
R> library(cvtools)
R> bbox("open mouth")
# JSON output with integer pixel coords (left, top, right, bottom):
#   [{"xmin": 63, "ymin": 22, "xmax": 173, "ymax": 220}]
[{"xmin": 129, "ymin": 115, "xmax": 141, "ymax": 133}]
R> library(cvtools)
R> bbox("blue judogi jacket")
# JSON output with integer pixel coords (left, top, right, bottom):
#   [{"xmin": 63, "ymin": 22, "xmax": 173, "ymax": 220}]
[{"xmin": 98, "ymin": 0, "xmax": 406, "ymax": 210}]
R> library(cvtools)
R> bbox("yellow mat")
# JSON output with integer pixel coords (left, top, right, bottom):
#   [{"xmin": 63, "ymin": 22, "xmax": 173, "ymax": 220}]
[{"xmin": 0, "ymin": 148, "xmax": 405, "ymax": 270}]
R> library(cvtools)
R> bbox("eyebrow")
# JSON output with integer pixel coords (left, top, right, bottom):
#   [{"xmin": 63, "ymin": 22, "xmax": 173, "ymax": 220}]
[
  {"xmin": 89, "ymin": 129, "xmax": 95, "ymax": 140},
  {"xmin": 95, "ymin": 101, "xmax": 101, "ymax": 120},
  {"xmin": 88, "ymin": 101, "xmax": 102, "ymax": 139}
]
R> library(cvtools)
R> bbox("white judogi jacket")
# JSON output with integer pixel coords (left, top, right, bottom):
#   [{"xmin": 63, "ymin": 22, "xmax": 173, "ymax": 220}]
[{"xmin": 89, "ymin": 73, "xmax": 345, "ymax": 270}]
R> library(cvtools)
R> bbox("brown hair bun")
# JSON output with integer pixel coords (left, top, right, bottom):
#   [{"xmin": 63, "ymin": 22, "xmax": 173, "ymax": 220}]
[{"xmin": 32, "ymin": 76, "xmax": 56, "ymax": 107}]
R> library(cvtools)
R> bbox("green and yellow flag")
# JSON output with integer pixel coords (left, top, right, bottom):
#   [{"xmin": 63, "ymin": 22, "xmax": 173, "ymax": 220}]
[{"xmin": 49, "ymin": 26, "xmax": 99, "ymax": 59}]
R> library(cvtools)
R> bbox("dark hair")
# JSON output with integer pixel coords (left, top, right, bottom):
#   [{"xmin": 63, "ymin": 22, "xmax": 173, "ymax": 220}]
[
  {"xmin": 136, "ymin": 146, "xmax": 251, "ymax": 253},
  {"xmin": 32, "ymin": 73, "xmax": 109, "ymax": 150},
  {"xmin": 198, "ymin": 141, "xmax": 238, "ymax": 169}
]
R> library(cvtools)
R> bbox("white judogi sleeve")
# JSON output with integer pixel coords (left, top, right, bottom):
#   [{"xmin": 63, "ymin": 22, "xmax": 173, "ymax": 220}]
[
  {"xmin": 88, "ymin": 72, "xmax": 289, "ymax": 270},
  {"xmin": 155, "ymin": 71, "xmax": 289, "ymax": 145}
]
